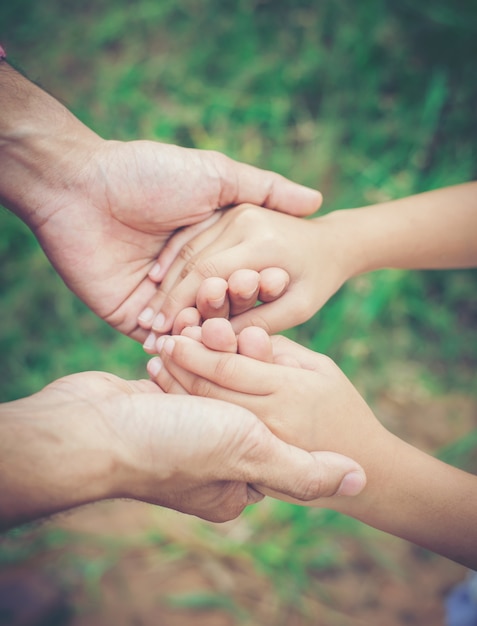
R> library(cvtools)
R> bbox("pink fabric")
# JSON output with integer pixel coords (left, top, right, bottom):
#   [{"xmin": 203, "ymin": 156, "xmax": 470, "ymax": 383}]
[{"xmin": 0, "ymin": 45, "xmax": 6, "ymax": 59}]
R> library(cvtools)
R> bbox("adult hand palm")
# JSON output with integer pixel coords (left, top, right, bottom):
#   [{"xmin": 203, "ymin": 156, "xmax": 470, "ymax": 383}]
[
  {"xmin": 43, "ymin": 369, "xmax": 335, "ymax": 523},
  {"xmin": 34, "ymin": 140, "xmax": 321, "ymax": 341}
]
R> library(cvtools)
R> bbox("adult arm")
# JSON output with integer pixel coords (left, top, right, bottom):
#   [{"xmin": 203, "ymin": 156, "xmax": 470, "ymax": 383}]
[
  {"xmin": 0, "ymin": 371, "xmax": 364, "ymax": 529},
  {"xmin": 0, "ymin": 57, "xmax": 321, "ymax": 341}
]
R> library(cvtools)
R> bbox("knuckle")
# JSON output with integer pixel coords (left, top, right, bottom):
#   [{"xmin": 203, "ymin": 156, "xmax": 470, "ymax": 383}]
[
  {"xmin": 158, "ymin": 374, "xmax": 175, "ymax": 394},
  {"xmin": 207, "ymin": 149, "xmax": 227, "ymax": 168},
  {"xmin": 233, "ymin": 203, "xmax": 263, "ymax": 227},
  {"xmin": 213, "ymin": 354, "xmax": 238, "ymax": 384},
  {"xmin": 293, "ymin": 294, "xmax": 314, "ymax": 323},
  {"xmin": 189, "ymin": 376, "xmax": 214, "ymax": 399},
  {"xmin": 294, "ymin": 472, "xmax": 326, "ymax": 501},
  {"xmin": 181, "ymin": 257, "xmax": 220, "ymax": 281},
  {"xmin": 240, "ymin": 312, "xmax": 272, "ymax": 335},
  {"xmin": 178, "ymin": 242, "xmax": 196, "ymax": 263}
]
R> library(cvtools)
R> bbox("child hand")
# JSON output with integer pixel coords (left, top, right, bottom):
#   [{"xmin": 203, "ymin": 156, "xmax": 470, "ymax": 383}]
[
  {"xmin": 138, "ymin": 204, "xmax": 352, "ymax": 338},
  {"xmin": 147, "ymin": 318, "xmax": 378, "ymax": 502},
  {"xmin": 142, "ymin": 266, "xmax": 290, "ymax": 352}
]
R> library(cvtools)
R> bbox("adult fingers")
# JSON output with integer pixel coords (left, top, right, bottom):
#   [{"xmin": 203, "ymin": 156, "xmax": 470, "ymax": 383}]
[
  {"xmin": 148, "ymin": 213, "xmax": 223, "ymax": 284},
  {"xmin": 212, "ymin": 151, "xmax": 323, "ymax": 217},
  {"xmin": 138, "ymin": 218, "xmax": 230, "ymax": 331},
  {"xmin": 246, "ymin": 441, "xmax": 366, "ymax": 501}
]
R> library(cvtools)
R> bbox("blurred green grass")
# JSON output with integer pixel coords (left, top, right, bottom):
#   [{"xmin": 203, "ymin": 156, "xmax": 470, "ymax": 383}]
[
  {"xmin": 1, "ymin": 0, "xmax": 476, "ymax": 617},
  {"xmin": 1, "ymin": 0, "xmax": 476, "ymax": 402}
]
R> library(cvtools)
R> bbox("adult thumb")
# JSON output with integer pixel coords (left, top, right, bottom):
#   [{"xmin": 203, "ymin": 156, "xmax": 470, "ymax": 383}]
[
  {"xmin": 250, "ymin": 444, "xmax": 366, "ymax": 503},
  {"xmin": 211, "ymin": 152, "xmax": 323, "ymax": 217}
]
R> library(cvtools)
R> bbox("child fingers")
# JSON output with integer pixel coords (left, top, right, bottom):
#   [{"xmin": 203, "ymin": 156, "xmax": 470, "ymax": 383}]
[
  {"xmin": 227, "ymin": 269, "xmax": 261, "ymax": 316},
  {"xmin": 153, "ymin": 346, "xmax": 259, "ymax": 412},
  {"xmin": 149, "ymin": 213, "xmax": 223, "ymax": 284},
  {"xmin": 196, "ymin": 277, "xmax": 230, "ymax": 320},
  {"xmin": 146, "ymin": 356, "xmax": 188, "ymax": 395},
  {"xmin": 171, "ymin": 307, "xmax": 202, "ymax": 335},
  {"xmin": 201, "ymin": 318, "xmax": 238, "ymax": 353},
  {"xmin": 152, "ymin": 246, "xmax": 261, "ymax": 333},
  {"xmin": 237, "ymin": 326, "xmax": 274, "ymax": 363},
  {"xmin": 159, "ymin": 335, "xmax": 276, "ymax": 396},
  {"xmin": 229, "ymin": 291, "xmax": 301, "ymax": 335},
  {"xmin": 257, "ymin": 267, "xmax": 290, "ymax": 303}
]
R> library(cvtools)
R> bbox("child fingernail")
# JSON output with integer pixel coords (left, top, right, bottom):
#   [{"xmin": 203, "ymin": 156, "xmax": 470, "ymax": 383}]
[
  {"xmin": 143, "ymin": 332, "xmax": 156, "ymax": 351},
  {"xmin": 163, "ymin": 337, "xmax": 175, "ymax": 355},
  {"xmin": 147, "ymin": 357, "xmax": 163, "ymax": 377},
  {"xmin": 149, "ymin": 263, "xmax": 162, "ymax": 280},
  {"xmin": 210, "ymin": 295, "xmax": 226, "ymax": 309},
  {"xmin": 156, "ymin": 336, "xmax": 166, "ymax": 353},
  {"xmin": 152, "ymin": 312, "xmax": 166, "ymax": 331},
  {"xmin": 138, "ymin": 307, "xmax": 154, "ymax": 323}
]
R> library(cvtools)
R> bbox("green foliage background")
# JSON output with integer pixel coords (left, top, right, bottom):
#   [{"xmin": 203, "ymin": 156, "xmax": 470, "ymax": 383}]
[
  {"xmin": 0, "ymin": 0, "xmax": 476, "ymax": 617},
  {"xmin": 1, "ymin": 0, "xmax": 476, "ymax": 403}
]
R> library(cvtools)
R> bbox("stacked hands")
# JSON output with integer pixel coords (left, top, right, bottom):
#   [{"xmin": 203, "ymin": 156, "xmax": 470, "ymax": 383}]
[
  {"xmin": 1, "ymin": 58, "xmax": 477, "ymax": 568},
  {"xmin": 137, "ymin": 188, "xmax": 477, "ymax": 568},
  {"xmin": 0, "ymin": 60, "xmax": 363, "ymax": 534}
]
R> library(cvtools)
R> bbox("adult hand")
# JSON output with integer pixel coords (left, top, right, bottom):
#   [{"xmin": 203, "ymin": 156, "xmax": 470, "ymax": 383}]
[
  {"xmin": 139, "ymin": 182, "xmax": 477, "ymax": 339},
  {"xmin": 0, "ymin": 370, "xmax": 364, "ymax": 529},
  {"xmin": 0, "ymin": 61, "xmax": 322, "ymax": 342},
  {"xmin": 147, "ymin": 319, "xmax": 477, "ymax": 567},
  {"xmin": 148, "ymin": 320, "xmax": 372, "ymax": 504}
]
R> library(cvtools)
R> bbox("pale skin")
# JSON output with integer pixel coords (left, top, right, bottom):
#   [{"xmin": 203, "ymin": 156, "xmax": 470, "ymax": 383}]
[
  {"xmin": 0, "ymin": 60, "xmax": 321, "ymax": 342},
  {"xmin": 140, "ymin": 182, "xmax": 477, "ymax": 337},
  {"xmin": 0, "ymin": 369, "xmax": 366, "ymax": 530},
  {"xmin": 147, "ymin": 318, "xmax": 477, "ymax": 569},
  {"xmin": 144, "ymin": 181, "xmax": 477, "ymax": 563},
  {"xmin": 1, "ymin": 57, "xmax": 368, "ymax": 528}
]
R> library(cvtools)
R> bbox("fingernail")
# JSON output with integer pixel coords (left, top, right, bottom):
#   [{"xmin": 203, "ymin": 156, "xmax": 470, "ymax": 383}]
[
  {"xmin": 163, "ymin": 337, "xmax": 175, "ymax": 355},
  {"xmin": 240, "ymin": 288, "xmax": 258, "ymax": 300},
  {"xmin": 138, "ymin": 307, "xmax": 154, "ymax": 323},
  {"xmin": 149, "ymin": 263, "xmax": 161, "ymax": 281},
  {"xmin": 209, "ymin": 295, "xmax": 226, "ymax": 309},
  {"xmin": 336, "ymin": 470, "xmax": 366, "ymax": 497},
  {"xmin": 266, "ymin": 282, "xmax": 287, "ymax": 298},
  {"xmin": 156, "ymin": 335, "xmax": 167, "ymax": 353},
  {"xmin": 152, "ymin": 312, "xmax": 166, "ymax": 331},
  {"xmin": 143, "ymin": 332, "xmax": 157, "ymax": 351},
  {"xmin": 147, "ymin": 356, "xmax": 163, "ymax": 378}
]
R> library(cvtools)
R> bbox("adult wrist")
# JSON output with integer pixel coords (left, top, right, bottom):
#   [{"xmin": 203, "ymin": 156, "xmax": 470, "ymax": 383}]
[
  {"xmin": 0, "ymin": 61, "xmax": 101, "ymax": 230},
  {"xmin": 0, "ymin": 390, "xmax": 121, "ymax": 529}
]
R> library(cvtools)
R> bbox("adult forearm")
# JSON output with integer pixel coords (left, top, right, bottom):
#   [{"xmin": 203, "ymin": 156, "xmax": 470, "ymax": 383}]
[
  {"xmin": 322, "ymin": 183, "xmax": 477, "ymax": 276},
  {"xmin": 0, "ymin": 60, "xmax": 100, "ymax": 229},
  {"xmin": 0, "ymin": 393, "xmax": 119, "ymax": 529}
]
